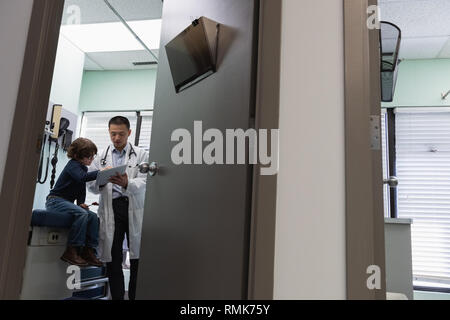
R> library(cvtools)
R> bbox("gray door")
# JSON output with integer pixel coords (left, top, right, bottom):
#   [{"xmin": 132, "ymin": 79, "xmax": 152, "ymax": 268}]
[{"xmin": 136, "ymin": 0, "xmax": 259, "ymax": 299}]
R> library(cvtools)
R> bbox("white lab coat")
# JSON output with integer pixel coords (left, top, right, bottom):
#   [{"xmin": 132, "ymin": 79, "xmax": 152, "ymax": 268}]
[{"xmin": 87, "ymin": 144, "xmax": 149, "ymax": 263}]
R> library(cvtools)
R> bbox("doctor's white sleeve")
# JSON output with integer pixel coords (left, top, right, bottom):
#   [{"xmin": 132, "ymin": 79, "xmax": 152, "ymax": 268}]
[
  {"xmin": 87, "ymin": 158, "xmax": 102, "ymax": 195},
  {"xmin": 124, "ymin": 150, "xmax": 149, "ymax": 196}
]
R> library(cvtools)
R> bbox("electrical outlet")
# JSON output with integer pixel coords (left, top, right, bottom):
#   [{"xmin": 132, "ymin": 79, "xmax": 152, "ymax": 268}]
[{"xmin": 48, "ymin": 232, "xmax": 60, "ymax": 244}]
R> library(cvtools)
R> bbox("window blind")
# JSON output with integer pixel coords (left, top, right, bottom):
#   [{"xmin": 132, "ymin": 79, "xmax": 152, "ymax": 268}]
[
  {"xmin": 79, "ymin": 112, "xmax": 138, "ymax": 151},
  {"xmin": 395, "ymin": 108, "xmax": 450, "ymax": 286}
]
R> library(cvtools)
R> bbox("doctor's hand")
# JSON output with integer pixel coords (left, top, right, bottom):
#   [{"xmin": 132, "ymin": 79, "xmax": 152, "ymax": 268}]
[
  {"xmin": 80, "ymin": 204, "xmax": 89, "ymax": 210},
  {"xmin": 109, "ymin": 173, "xmax": 128, "ymax": 189},
  {"xmin": 101, "ymin": 166, "xmax": 113, "ymax": 171}
]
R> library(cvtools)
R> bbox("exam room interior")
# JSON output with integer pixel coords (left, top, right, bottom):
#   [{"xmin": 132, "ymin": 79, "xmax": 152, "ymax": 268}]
[
  {"xmin": 17, "ymin": 0, "xmax": 450, "ymax": 300},
  {"xmin": 28, "ymin": 0, "xmax": 161, "ymax": 298},
  {"xmin": 379, "ymin": 0, "xmax": 450, "ymax": 300}
]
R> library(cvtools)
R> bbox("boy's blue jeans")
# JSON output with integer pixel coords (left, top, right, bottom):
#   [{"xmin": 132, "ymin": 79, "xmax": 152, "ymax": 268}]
[{"xmin": 46, "ymin": 197, "xmax": 99, "ymax": 248}]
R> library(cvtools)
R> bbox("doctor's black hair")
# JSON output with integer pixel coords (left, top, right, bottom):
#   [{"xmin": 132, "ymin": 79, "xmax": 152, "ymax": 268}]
[
  {"xmin": 67, "ymin": 138, "xmax": 98, "ymax": 160},
  {"xmin": 109, "ymin": 116, "xmax": 131, "ymax": 130}
]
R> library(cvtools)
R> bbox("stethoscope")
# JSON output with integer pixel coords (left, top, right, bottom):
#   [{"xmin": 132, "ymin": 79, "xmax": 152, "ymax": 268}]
[{"xmin": 101, "ymin": 143, "xmax": 137, "ymax": 167}]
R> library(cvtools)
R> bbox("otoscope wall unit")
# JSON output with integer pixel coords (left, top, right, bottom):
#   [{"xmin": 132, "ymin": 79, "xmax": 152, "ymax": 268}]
[{"xmin": 37, "ymin": 102, "xmax": 78, "ymax": 189}]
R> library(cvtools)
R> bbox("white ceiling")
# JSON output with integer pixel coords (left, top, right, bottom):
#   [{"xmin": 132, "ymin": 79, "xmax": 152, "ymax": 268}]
[
  {"xmin": 62, "ymin": 0, "xmax": 163, "ymax": 24},
  {"xmin": 379, "ymin": 0, "xmax": 450, "ymax": 59},
  {"xmin": 62, "ymin": 0, "xmax": 163, "ymax": 70},
  {"xmin": 62, "ymin": 0, "xmax": 450, "ymax": 66}
]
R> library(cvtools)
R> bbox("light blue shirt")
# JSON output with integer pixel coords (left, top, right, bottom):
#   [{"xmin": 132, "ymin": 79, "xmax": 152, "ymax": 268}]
[{"xmin": 111, "ymin": 144, "xmax": 128, "ymax": 199}]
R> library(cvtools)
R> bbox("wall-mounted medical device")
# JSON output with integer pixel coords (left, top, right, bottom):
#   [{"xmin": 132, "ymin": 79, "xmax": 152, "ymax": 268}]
[
  {"xmin": 37, "ymin": 104, "xmax": 74, "ymax": 188},
  {"xmin": 165, "ymin": 17, "xmax": 220, "ymax": 93},
  {"xmin": 380, "ymin": 21, "xmax": 402, "ymax": 102},
  {"xmin": 50, "ymin": 104, "xmax": 62, "ymax": 140},
  {"xmin": 58, "ymin": 117, "xmax": 73, "ymax": 153},
  {"xmin": 49, "ymin": 105, "xmax": 73, "ymax": 149}
]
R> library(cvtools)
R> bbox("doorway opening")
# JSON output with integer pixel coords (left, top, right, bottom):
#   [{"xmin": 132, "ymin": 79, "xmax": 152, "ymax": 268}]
[{"xmin": 21, "ymin": 0, "xmax": 161, "ymax": 300}]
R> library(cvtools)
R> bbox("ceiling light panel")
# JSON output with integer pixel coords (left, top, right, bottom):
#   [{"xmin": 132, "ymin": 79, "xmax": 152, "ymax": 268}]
[{"xmin": 60, "ymin": 19, "xmax": 161, "ymax": 53}]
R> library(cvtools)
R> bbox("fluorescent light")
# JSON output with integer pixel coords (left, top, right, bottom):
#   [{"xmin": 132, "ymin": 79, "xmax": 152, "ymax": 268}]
[{"xmin": 60, "ymin": 19, "xmax": 161, "ymax": 53}]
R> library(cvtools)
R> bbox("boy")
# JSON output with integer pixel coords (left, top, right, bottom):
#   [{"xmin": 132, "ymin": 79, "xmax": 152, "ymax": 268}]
[{"xmin": 46, "ymin": 138, "xmax": 105, "ymax": 267}]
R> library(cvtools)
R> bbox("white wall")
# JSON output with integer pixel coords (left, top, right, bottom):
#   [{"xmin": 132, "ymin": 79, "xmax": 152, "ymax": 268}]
[
  {"xmin": 0, "ymin": 0, "xmax": 34, "ymax": 192},
  {"xmin": 274, "ymin": 0, "xmax": 346, "ymax": 299},
  {"xmin": 49, "ymin": 35, "xmax": 85, "ymax": 116},
  {"xmin": 33, "ymin": 34, "xmax": 85, "ymax": 210}
]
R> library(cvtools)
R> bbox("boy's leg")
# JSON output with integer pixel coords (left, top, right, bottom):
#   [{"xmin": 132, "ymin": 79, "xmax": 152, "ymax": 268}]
[
  {"xmin": 86, "ymin": 211, "xmax": 99, "ymax": 248},
  {"xmin": 80, "ymin": 211, "xmax": 103, "ymax": 267},
  {"xmin": 46, "ymin": 198, "xmax": 89, "ymax": 247}
]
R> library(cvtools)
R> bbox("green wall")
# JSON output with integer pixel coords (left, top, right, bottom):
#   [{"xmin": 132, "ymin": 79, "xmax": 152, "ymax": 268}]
[
  {"xmin": 383, "ymin": 59, "xmax": 450, "ymax": 108},
  {"xmin": 79, "ymin": 69, "xmax": 158, "ymax": 112}
]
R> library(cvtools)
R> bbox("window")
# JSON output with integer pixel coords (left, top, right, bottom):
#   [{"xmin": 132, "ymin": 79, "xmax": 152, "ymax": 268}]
[
  {"xmin": 137, "ymin": 111, "xmax": 153, "ymax": 152},
  {"xmin": 79, "ymin": 111, "xmax": 153, "ymax": 210},
  {"xmin": 381, "ymin": 109, "xmax": 391, "ymax": 218},
  {"xmin": 79, "ymin": 112, "xmax": 138, "ymax": 152},
  {"xmin": 393, "ymin": 108, "xmax": 450, "ymax": 288}
]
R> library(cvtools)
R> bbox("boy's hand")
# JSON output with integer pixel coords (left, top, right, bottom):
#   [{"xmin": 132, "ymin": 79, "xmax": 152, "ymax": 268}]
[
  {"xmin": 101, "ymin": 166, "xmax": 113, "ymax": 171},
  {"xmin": 80, "ymin": 204, "xmax": 89, "ymax": 210}
]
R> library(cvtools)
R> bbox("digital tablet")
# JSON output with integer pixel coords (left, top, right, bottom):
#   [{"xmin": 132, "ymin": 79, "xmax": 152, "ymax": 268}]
[{"xmin": 96, "ymin": 165, "xmax": 128, "ymax": 186}]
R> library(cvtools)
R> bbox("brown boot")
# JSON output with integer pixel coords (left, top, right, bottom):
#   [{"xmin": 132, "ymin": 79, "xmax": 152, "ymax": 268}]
[
  {"xmin": 61, "ymin": 246, "xmax": 88, "ymax": 267},
  {"xmin": 81, "ymin": 247, "xmax": 104, "ymax": 267}
]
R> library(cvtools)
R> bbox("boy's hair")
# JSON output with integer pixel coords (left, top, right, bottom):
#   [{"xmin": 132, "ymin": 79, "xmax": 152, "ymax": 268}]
[
  {"xmin": 109, "ymin": 116, "xmax": 131, "ymax": 130},
  {"xmin": 67, "ymin": 138, "xmax": 98, "ymax": 160}
]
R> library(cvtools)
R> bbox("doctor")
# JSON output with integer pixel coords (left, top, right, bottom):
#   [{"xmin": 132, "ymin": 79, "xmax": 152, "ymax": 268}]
[{"xmin": 87, "ymin": 116, "xmax": 149, "ymax": 300}]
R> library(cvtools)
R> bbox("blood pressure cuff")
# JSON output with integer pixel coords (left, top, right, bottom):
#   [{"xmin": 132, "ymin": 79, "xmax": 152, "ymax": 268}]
[{"xmin": 31, "ymin": 210, "xmax": 74, "ymax": 229}]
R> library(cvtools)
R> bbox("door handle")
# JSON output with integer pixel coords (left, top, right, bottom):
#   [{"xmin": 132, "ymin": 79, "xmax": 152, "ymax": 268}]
[
  {"xmin": 139, "ymin": 162, "xmax": 159, "ymax": 177},
  {"xmin": 383, "ymin": 176, "xmax": 398, "ymax": 188}
]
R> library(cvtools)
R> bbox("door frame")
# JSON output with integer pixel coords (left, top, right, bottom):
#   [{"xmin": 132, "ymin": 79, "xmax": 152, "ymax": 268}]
[
  {"xmin": 0, "ymin": 0, "xmax": 65, "ymax": 299},
  {"xmin": 247, "ymin": 0, "xmax": 281, "ymax": 300},
  {"xmin": 343, "ymin": 0, "xmax": 387, "ymax": 299},
  {"xmin": 0, "ymin": 0, "xmax": 386, "ymax": 300}
]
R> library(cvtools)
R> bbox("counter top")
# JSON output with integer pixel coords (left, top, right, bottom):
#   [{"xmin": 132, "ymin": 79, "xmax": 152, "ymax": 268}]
[{"xmin": 385, "ymin": 218, "xmax": 413, "ymax": 225}]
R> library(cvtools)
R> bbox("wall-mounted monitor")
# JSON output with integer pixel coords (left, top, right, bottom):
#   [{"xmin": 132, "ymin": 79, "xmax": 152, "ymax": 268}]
[{"xmin": 165, "ymin": 17, "xmax": 220, "ymax": 93}]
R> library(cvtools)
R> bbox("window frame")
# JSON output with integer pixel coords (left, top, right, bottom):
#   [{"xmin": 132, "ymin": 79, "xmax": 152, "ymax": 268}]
[
  {"xmin": 79, "ymin": 109, "xmax": 153, "ymax": 148},
  {"xmin": 382, "ymin": 107, "xmax": 398, "ymax": 219}
]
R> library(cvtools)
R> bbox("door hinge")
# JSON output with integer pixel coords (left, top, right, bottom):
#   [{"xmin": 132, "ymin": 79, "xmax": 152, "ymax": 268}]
[{"xmin": 370, "ymin": 115, "xmax": 381, "ymax": 150}]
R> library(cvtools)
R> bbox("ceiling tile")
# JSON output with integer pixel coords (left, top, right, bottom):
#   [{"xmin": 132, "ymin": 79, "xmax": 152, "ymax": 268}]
[
  {"xmin": 379, "ymin": 0, "xmax": 450, "ymax": 59},
  {"xmin": 380, "ymin": 0, "xmax": 450, "ymax": 38},
  {"xmin": 398, "ymin": 37, "xmax": 448, "ymax": 60}
]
